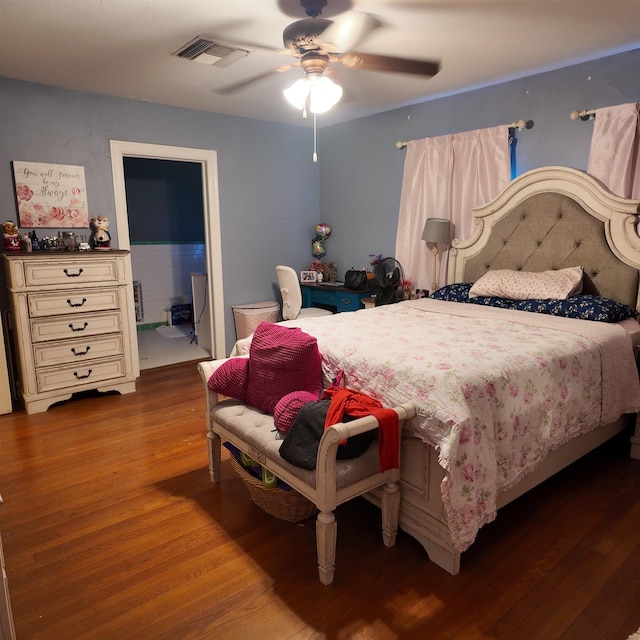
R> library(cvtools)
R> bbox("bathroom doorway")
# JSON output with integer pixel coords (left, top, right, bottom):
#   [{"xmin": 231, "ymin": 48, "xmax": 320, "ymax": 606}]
[
  {"xmin": 109, "ymin": 141, "xmax": 226, "ymax": 369},
  {"xmin": 123, "ymin": 157, "xmax": 209, "ymax": 369}
]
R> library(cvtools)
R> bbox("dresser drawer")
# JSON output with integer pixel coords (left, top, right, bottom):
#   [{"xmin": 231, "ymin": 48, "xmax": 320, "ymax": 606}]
[
  {"xmin": 35, "ymin": 357, "xmax": 127, "ymax": 393},
  {"xmin": 30, "ymin": 311, "xmax": 123, "ymax": 342},
  {"xmin": 33, "ymin": 334, "xmax": 123, "ymax": 367},
  {"xmin": 28, "ymin": 287, "xmax": 121, "ymax": 318},
  {"xmin": 23, "ymin": 258, "xmax": 120, "ymax": 287}
]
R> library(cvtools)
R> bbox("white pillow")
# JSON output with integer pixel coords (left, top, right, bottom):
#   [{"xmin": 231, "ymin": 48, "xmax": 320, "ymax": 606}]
[{"xmin": 469, "ymin": 266, "xmax": 583, "ymax": 300}]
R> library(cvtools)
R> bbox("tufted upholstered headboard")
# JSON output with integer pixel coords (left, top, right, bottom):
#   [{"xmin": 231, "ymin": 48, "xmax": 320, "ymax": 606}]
[{"xmin": 448, "ymin": 166, "xmax": 640, "ymax": 309}]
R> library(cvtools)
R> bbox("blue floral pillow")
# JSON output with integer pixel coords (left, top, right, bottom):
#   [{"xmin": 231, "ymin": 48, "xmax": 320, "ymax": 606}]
[
  {"xmin": 511, "ymin": 295, "xmax": 638, "ymax": 322},
  {"xmin": 432, "ymin": 283, "xmax": 515, "ymax": 309},
  {"xmin": 469, "ymin": 296, "xmax": 517, "ymax": 309},
  {"xmin": 431, "ymin": 282, "xmax": 472, "ymax": 302},
  {"xmin": 431, "ymin": 285, "xmax": 637, "ymax": 322}
]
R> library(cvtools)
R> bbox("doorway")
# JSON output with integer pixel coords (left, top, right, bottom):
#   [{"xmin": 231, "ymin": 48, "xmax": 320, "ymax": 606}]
[
  {"xmin": 109, "ymin": 141, "xmax": 226, "ymax": 366},
  {"xmin": 123, "ymin": 157, "xmax": 209, "ymax": 369}
]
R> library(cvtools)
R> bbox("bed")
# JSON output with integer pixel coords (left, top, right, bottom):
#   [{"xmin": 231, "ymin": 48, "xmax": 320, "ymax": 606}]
[{"xmin": 201, "ymin": 166, "xmax": 640, "ymax": 575}]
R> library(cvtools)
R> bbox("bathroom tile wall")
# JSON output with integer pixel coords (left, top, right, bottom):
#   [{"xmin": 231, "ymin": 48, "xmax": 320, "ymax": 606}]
[{"xmin": 130, "ymin": 242, "xmax": 206, "ymax": 326}]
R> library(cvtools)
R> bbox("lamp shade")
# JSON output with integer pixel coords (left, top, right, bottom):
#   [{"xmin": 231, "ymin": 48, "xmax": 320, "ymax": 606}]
[
  {"xmin": 283, "ymin": 78, "xmax": 311, "ymax": 110},
  {"xmin": 309, "ymin": 76, "xmax": 343, "ymax": 114},
  {"xmin": 421, "ymin": 217, "xmax": 451, "ymax": 244},
  {"xmin": 283, "ymin": 75, "xmax": 342, "ymax": 114}
]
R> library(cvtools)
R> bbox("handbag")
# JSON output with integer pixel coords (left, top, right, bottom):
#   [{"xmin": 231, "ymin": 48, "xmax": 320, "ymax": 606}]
[
  {"xmin": 279, "ymin": 399, "xmax": 375, "ymax": 470},
  {"xmin": 344, "ymin": 269, "xmax": 368, "ymax": 291}
]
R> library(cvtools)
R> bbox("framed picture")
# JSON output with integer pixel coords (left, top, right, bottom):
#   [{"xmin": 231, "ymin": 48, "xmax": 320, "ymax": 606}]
[
  {"xmin": 12, "ymin": 160, "xmax": 90, "ymax": 228},
  {"xmin": 300, "ymin": 270, "xmax": 317, "ymax": 283}
]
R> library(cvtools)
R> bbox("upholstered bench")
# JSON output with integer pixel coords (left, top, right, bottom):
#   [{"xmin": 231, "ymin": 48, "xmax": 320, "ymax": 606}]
[{"xmin": 198, "ymin": 358, "xmax": 416, "ymax": 585}]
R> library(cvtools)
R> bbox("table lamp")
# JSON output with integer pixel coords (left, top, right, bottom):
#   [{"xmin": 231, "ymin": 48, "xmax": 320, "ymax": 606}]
[{"xmin": 422, "ymin": 217, "xmax": 451, "ymax": 293}]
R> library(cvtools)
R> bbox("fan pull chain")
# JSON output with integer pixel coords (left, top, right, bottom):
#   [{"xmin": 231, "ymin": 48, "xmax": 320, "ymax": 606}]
[{"xmin": 313, "ymin": 112, "xmax": 318, "ymax": 163}]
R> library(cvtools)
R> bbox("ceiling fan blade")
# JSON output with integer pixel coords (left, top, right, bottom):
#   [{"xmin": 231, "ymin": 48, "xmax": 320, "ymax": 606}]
[
  {"xmin": 317, "ymin": 11, "xmax": 380, "ymax": 53},
  {"xmin": 339, "ymin": 52, "xmax": 440, "ymax": 77},
  {"xmin": 213, "ymin": 64, "xmax": 296, "ymax": 95}
]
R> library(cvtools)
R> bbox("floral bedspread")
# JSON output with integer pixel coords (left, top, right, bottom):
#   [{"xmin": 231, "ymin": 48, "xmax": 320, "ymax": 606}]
[{"xmin": 233, "ymin": 299, "xmax": 640, "ymax": 551}]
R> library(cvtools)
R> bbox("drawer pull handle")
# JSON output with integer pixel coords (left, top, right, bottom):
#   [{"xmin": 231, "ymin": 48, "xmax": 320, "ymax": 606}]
[
  {"xmin": 73, "ymin": 369, "xmax": 93, "ymax": 380},
  {"xmin": 69, "ymin": 322, "xmax": 88, "ymax": 332},
  {"xmin": 67, "ymin": 298, "xmax": 87, "ymax": 308},
  {"xmin": 71, "ymin": 346, "xmax": 91, "ymax": 357},
  {"xmin": 63, "ymin": 268, "xmax": 84, "ymax": 277}
]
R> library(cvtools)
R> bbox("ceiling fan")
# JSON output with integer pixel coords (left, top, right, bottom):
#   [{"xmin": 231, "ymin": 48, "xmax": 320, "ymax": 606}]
[{"xmin": 214, "ymin": 0, "xmax": 441, "ymax": 104}]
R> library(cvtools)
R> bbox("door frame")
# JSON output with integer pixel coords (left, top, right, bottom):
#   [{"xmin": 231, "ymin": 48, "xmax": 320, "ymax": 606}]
[{"xmin": 109, "ymin": 141, "xmax": 226, "ymax": 359}]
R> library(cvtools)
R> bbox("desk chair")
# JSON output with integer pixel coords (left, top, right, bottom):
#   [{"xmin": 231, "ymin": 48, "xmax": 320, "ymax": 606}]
[{"xmin": 276, "ymin": 265, "xmax": 334, "ymax": 320}]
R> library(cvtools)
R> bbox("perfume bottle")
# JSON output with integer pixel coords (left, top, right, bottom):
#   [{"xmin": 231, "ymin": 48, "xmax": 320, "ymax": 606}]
[{"xmin": 21, "ymin": 232, "xmax": 32, "ymax": 252}]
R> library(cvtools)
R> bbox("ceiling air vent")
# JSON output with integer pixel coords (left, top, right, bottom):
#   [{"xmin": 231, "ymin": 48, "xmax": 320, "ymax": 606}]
[{"xmin": 172, "ymin": 36, "xmax": 250, "ymax": 68}]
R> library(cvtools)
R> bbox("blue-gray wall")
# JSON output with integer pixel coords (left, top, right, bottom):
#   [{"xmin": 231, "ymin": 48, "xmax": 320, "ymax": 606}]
[
  {"xmin": 0, "ymin": 78, "xmax": 320, "ymax": 350},
  {"xmin": 319, "ymin": 48, "xmax": 640, "ymax": 275},
  {"xmin": 1, "ymin": 48, "xmax": 640, "ymax": 352}
]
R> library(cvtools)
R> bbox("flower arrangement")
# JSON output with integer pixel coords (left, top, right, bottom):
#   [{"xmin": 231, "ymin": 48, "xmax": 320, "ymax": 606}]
[
  {"xmin": 369, "ymin": 253, "xmax": 383, "ymax": 267},
  {"xmin": 308, "ymin": 260, "xmax": 324, "ymax": 282},
  {"xmin": 308, "ymin": 260, "xmax": 338, "ymax": 282},
  {"xmin": 367, "ymin": 253, "xmax": 383, "ymax": 280}
]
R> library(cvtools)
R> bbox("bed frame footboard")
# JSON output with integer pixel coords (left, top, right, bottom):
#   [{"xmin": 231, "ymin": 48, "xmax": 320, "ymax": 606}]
[
  {"xmin": 365, "ymin": 437, "xmax": 462, "ymax": 575},
  {"xmin": 367, "ymin": 417, "xmax": 632, "ymax": 576}
]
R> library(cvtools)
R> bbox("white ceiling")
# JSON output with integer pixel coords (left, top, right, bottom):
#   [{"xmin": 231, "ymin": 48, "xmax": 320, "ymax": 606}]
[{"xmin": 1, "ymin": 0, "xmax": 639, "ymax": 128}]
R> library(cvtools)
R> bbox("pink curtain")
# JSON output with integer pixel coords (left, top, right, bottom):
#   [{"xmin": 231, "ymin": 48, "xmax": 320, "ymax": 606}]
[
  {"xmin": 587, "ymin": 102, "xmax": 640, "ymax": 198},
  {"xmin": 395, "ymin": 126, "xmax": 511, "ymax": 292}
]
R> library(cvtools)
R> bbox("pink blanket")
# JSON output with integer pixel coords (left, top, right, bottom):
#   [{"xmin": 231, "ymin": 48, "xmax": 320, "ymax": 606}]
[{"xmin": 233, "ymin": 299, "xmax": 640, "ymax": 550}]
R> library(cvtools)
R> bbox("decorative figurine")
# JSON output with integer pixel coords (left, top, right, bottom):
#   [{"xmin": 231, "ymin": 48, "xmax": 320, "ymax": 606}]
[
  {"xmin": 3, "ymin": 220, "xmax": 21, "ymax": 251},
  {"xmin": 90, "ymin": 215, "xmax": 111, "ymax": 250}
]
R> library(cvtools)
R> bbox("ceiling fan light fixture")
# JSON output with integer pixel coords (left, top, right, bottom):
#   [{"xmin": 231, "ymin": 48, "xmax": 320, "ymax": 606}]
[
  {"xmin": 283, "ymin": 78, "xmax": 311, "ymax": 110},
  {"xmin": 309, "ymin": 76, "xmax": 342, "ymax": 113},
  {"xmin": 283, "ymin": 74, "xmax": 342, "ymax": 114}
]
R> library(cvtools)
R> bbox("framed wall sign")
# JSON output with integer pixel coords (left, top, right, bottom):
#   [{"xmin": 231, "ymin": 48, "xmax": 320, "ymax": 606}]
[
  {"xmin": 12, "ymin": 160, "xmax": 90, "ymax": 228},
  {"xmin": 300, "ymin": 270, "xmax": 317, "ymax": 283}
]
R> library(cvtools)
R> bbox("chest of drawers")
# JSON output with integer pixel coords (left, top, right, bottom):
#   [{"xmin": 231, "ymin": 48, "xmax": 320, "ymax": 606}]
[{"xmin": 3, "ymin": 251, "xmax": 138, "ymax": 414}]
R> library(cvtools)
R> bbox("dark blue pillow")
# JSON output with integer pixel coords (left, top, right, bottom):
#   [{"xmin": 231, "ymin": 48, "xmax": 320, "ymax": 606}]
[
  {"xmin": 431, "ymin": 285, "xmax": 637, "ymax": 322},
  {"xmin": 469, "ymin": 296, "xmax": 517, "ymax": 309},
  {"xmin": 432, "ymin": 283, "xmax": 515, "ymax": 309},
  {"xmin": 511, "ymin": 295, "xmax": 638, "ymax": 322},
  {"xmin": 431, "ymin": 282, "xmax": 472, "ymax": 302}
]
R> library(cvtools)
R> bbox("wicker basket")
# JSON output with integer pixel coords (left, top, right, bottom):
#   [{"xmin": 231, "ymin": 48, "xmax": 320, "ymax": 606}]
[{"xmin": 230, "ymin": 456, "xmax": 317, "ymax": 523}]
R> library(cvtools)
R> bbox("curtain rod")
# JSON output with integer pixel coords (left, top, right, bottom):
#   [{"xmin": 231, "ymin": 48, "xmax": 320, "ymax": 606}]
[
  {"xmin": 395, "ymin": 119, "xmax": 531, "ymax": 149},
  {"xmin": 570, "ymin": 108, "xmax": 596, "ymax": 121}
]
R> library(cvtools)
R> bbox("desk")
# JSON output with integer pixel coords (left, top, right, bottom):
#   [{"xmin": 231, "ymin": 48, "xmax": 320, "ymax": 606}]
[{"xmin": 301, "ymin": 283, "xmax": 370, "ymax": 313}]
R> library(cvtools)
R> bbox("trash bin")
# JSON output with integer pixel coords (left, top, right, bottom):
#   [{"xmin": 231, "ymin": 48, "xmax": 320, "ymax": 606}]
[{"xmin": 232, "ymin": 301, "xmax": 280, "ymax": 340}]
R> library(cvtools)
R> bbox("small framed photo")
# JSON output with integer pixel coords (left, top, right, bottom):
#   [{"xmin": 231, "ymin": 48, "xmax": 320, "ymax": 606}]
[{"xmin": 300, "ymin": 270, "xmax": 317, "ymax": 283}]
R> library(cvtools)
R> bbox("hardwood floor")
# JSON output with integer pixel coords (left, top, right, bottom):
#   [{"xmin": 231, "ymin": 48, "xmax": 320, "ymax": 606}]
[{"xmin": 1, "ymin": 361, "xmax": 640, "ymax": 639}]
